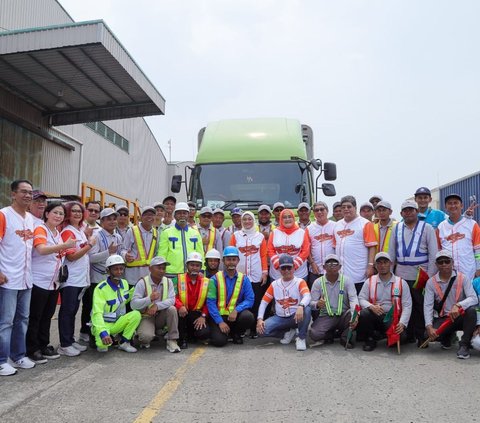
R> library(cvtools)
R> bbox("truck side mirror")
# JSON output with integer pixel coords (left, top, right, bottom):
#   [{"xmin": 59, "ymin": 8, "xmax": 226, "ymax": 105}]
[
  {"xmin": 171, "ymin": 175, "xmax": 182, "ymax": 193},
  {"xmin": 321, "ymin": 183, "xmax": 336, "ymax": 197},
  {"xmin": 323, "ymin": 163, "xmax": 337, "ymax": 181}
]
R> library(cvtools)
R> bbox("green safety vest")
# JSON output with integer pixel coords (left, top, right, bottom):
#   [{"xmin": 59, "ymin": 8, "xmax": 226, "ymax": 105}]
[
  {"xmin": 320, "ymin": 275, "xmax": 345, "ymax": 317},
  {"xmin": 216, "ymin": 271, "xmax": 244, "ymax": 315}
]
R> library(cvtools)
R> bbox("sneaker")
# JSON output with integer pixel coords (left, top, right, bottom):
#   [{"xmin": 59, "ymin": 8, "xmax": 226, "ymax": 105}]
[
  {"xmin": 29, "ymin": 350, "xmax": 48, "ymax": 365},
  {"xmin": 232, "ymin": 334, "xmax": 244, "ymax": 345},
  {"xmin": 78, "ymin": 332, "xmax": 90, "ymax": 343},
  {"xmin": 179, "ymin": 339, "xmax": 188, "ymax": 350},
  {"xmin": 41, "ymin": 346, "xmax": 60, "ymax": 360},
  {"xmin": 72, "ymin": 342, "xmax": 87, "ymax": 352},
  {"xmin": 139, "ymin": 343, "xmax": 151, "ymax": 349},
  {"xmin": 457, "ymin": 345, "xmax": 470, "ymax": 359},
  {"xmin": 280, "ymin": 328, "xmax": 297, "ymax": 345},
  {"xmin": 12, "ymin": 357, "xmax": 36, "ymax": 369},
  {"xmin": 97, "ymin": 346, "xmax": 109, "ymax": 353},
  {"xmin": 58, "ymin": 345, "xmax": 80, "ymax": 357},
  {"xmin": 295, "ymin": 337, "xmax": 307, "ymax": 351},
  {"xmin": 363, "ymin": 339, "xmax": 377, "ymax": 352},
  {"xmin": 0, "ymin": 362, "xmax": 17, "ymax": 376},
  {"xmin": 118, "ymin": 342, "xmax": 137, "ymax": 353},
  {"xmin": 166, "ymin": 340, "xmax": 181, "ymax": 353}
]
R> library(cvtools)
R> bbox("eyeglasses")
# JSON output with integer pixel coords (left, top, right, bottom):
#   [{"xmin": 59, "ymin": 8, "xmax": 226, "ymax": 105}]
[
  {"xmin": 118, "ymin": 212, "xmax": 128, "ymax": 217},
  {"xmin": 436, "ymin": 259, "xmax": 452, "ymax": 265},
  {"xmin": 313, "ymin": 208, "xmax": 326, "ymax": 212},
  {"xmin": 87, "ymin": 209, "xmax": 100, "ymax": 213},
  {"xmin": 71, "ymin": 209, "xmax": 83, "ymax": 214},
  {"xmin": 324, "ymin": 262, "xmax": 339, "ymax": 267},
  {"xmin": 274, "ymin": 208, "xmax": 284, "ymax": 212}
]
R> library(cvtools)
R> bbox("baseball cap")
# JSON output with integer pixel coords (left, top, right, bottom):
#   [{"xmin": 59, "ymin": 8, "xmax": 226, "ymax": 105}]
[
  {"xmin": 375, "ymin": 200, "xmax": 392, "ymax": 210},
  {"xmin": 100, "ymin": 207, "xmax": 118, "ymax": 219},
  {"xmin": 150, "ymin": 256, "xmax": 170, "ymax": 266},
  {"xmin": 414, "ymin": 187, "xmax": 431, "ymax": 196},
  {"xmin": 369, "ymin": 195, "xmax": 382, "ymax": 203},
  {"xmin": 32, "ymin": 190, "xmax": 47, "ymax": 200},
  {"xmin": 153, "ymin": 202, "xmax": 165, "ymax": 210},
  {"xmin": 323, "ymin": 253, "xmax": 340, "ymax": 265},
  {"xmin": 278, "ymin": 254, "xmax": 294, "ymax": 268},
  {"xmin": 162, "ymin": 195, "xmax": 177, "ymax": 204},
  {"xmin": 258, "ymin": 204, "xmax": 272, "ymax": 213},
  {"xmin": 200, "ymin": 206, "xmax": 213, "ymax": 215},
  {"xmin": 116, "ymin": 205, "xmax": 129, "ymax": 213},
  {"xmin": 213, "ymin": 208, "xmax": 225, "ymax": 215},
  {"xmin": 435, "ymin": 250, "xmax": 453, "ymax": 260},
  {"xmin": 444, "ymin": 193, "xmax": 462, "ymax": 203},
  {"xmin": 273, "ymin": 202, "xmax": 285, "ymax": 211},
  {"xmin": 174, "ymin": 202, "xmax": 190, "ymax": 213},
  {"xmin": 141, "ymin": 206, "xmax": 156, "ymax": 215},
  {"xmin": 332, "ymin": 202, "xmax": 341, "ymax": 209},
  {"xmin": 401, "ymin": 200, "xmax": 418, "ymax": 211},
  {"xmin": 231, "ymin": 207, "xmax": 243, "ymax": 216},
  {"xmin": 187, "ymin": 201, "xmax": 196, "ymax": 209},
  {"xmin": 297, "ymin": 202, "xmax": 310, "ymax": 211},
  {"xmin": 374, "ymin": 252, "xmax": 392, "ymax": 262},
  {"xmin": 360, "ymin": 202, "xmax": 374, "ymax": 210}
]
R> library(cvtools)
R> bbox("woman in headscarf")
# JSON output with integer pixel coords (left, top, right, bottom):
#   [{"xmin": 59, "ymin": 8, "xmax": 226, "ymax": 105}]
[{"xmin": 230, "ymin": 211, "xmax": 267, "ymax": 338}]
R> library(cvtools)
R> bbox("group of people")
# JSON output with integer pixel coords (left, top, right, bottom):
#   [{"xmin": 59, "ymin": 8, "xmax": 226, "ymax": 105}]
[{"xmin": 1, "ymin": 179, "xmax": 480, "ymax": 377}]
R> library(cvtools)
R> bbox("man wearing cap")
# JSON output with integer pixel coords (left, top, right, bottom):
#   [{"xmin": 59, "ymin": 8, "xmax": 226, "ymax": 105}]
[
  {"xmin": 329, "ymin": 202, "xmax": 343, "ymax": 222},
  {"xmin": 256, "ymin": 254, "xmax": 311, "ymax": 351},
  {"xmin": 131, "ymin": 256, "xmax": 181, "ymax": 352},
  {"xmin": 212, "ymin": 208, "xmax": 230, "ymax": 247},
  {"xmin": 158, "ymin": 202, "xmax": 204, "ymax": 278},
  {"xmin": 357, "ymin": 252, "xmax": 412, "ymax": 351},
  {"xmin": 309, "ymin": 254, "xmax": 358, "ymax": 348},
  {"xmin": 423, "ymin": 250, "xmax": 478, "ymax": 359},
  {"xmin": 297, "ymin": 203, "xmax": 312, "ymax": 229},
  {"xmin": 79, "ymin": 208, "xmax": 122, "ymax": 343},
  {"xmin": 257, "ymin": 205, "xmax": 274, "ymax": 241},
  {"xmin": 333, "ymin": 195, "xmax": 377, "ymax": 294},
  {"xmin": 174, "ymin": 252, "xmax": 211, "ymax": 349},
  {"xmin": 187, "ymin": 201, "xmax": 198, "ymax": 229},
  {"xmin": 359, "ymin": 202, "xmax": 375, "ymax": 222},
  {"xmin": 120, "ymin": 206, "xmax": 159, "ymax": 286},
  {"xmin": 388, "ymin": 200, "xmax": 438, "ymax": 345},
  {"xmin": 153, "ymin": 202, "xmax": 166, "ymax": 232},
  {"xmin": 198, "ymin": 207, "xmax": 223, "ymax": 254},
  {"xmin": 116, "ymin": 206, "xmax": 131, "ymax": 241},
  {"xmin": 306, "ymin": 201, "xmax": 335, "ymax": 287},
  {"xmin": 373, "ymin": 201, "xmax": 397, "ymax": 254},
  {"xmin": 161, "ymin": 195, "xmax": 177, "ymax": 228},
  {"xmin": 206, "ymin": 246, "xmax": 254, "ymax": 346},
  {"xmin": 437, "ymin": 193, "xmax": 480, "ymax": 280},
  {"xmin": 29, "ymin": 190, "xmax": 48, "ymax": 227},
  {"xmin": 369, "ymin": 195, "xmax": 383, "ymax": 209},
  {"xmin": 227, "ymin": 207, "xmax": 243, "ymax": 234},
  {"xmin": 272, "ymin": 202, "xmax": 285, "ymax": 227},
  {"xmin": 204, "ymin": 249, "xmax": 221, "ymax": 279},
  {"xmin": 414, "ymin": 187, "xmax": 446, "ymax": 229}
]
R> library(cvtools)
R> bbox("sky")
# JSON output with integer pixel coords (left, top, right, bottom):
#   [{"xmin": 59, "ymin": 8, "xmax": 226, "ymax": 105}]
[{"xmin": 60, "ymin": 0, "xmax": 480, "ymax": 217}]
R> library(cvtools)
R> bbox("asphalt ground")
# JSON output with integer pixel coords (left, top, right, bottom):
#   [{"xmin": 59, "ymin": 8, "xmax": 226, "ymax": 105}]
[{"xmin": 1, "ymin": 313, "xmax": 479, "ymax": 423}]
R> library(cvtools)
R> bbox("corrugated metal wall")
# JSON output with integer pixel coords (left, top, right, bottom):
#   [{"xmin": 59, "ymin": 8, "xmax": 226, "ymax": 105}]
[
  {"xmin": 440, "ymin": 172, "xmax": 480, "ymax": 222},
  {"xmin": 0, "ymin": 0, "xmax": 73, "ymax": 32}
]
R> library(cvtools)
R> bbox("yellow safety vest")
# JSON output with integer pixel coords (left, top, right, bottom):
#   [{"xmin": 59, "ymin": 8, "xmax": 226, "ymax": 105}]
[
  {"xmin": 177, "ymin": 273, "xmax": 210, "ymax": 311},
  {"xmin": 216, "ymin": 271, "xmax": 244, "ymax": 315},
  {"xmin": 374, "ymin": 222, "xmax": 395, "ymax": 253},
  {"xmin": 127, "ymin": 226, "xmax": 158, "ymax": 267},
  {"xmin": 204, "ymin": 226, "xmax": 216, "ymax": 253},
  {"xmin": 142, "ymin": 275, "xmax": 168, "ymax": 315}
]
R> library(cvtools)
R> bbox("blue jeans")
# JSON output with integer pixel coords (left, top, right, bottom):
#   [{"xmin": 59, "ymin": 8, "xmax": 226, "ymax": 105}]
[
  {"xmin": 261, "ymin": 306, "xmax": 312, "ymax": 340},
  {"xmin": 58, "ymin": 286, "xmax": 83, "ymax": 347},
  {"xmin": 0, "ymin": 287, "xmax": 32, "ymax": 364}
]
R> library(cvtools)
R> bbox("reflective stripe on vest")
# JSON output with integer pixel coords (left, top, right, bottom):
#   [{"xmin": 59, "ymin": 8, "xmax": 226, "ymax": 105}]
[
  {"xmin": 431, "ymin": 273, "xmax": 464, "ymax": 317},
  {"xmin": 142, "ymin": 275, "xmax": 168, "ymax": 314},
  {"xmin": 395, "ymin": 221, "xmax": 428, "ymax": 266},
  {"xmin": 368, "ymin": 275, "xmax": 403, "ymax": 305},
  {"xmin": 178, "ymin": 273, "xmax": 210, "ymax": 311},
  {"xmin": 374, "ymin": 223, "xmax": 393, "ymax": 253},
  {"xmin": 216, "ymin": 271, "xmax": 244, "ymax": 315},
  {"xmin": 127, "ymin": 226, "xmax": 158, "ymax": 267},
  {"xmin": 206, "ymin": 226, "xmax": 216, "ymax": 252},
  {"xmin": 320, "ymin": 275, "xmax": 345, "ymax": 316}
]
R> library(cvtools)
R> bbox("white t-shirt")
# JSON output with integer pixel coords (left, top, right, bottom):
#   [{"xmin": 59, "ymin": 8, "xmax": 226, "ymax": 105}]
[{"xmin": 61, "ymin": 225, "xmax": 90, "ymax": 288}]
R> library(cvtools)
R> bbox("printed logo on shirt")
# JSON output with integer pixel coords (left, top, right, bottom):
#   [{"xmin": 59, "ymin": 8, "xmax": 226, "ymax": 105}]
[
  {"xmin": 238, "ymin": 245, "xmax": 259, "ymax": 256},
  {"xmin": 336, "ymin": 229, "xmax": 355, "ymax": 238},
  {"xmin": 314, "ymin": 233, "xmax": 334, "ymax": 242},
  {"xmin": 277, "ymin": 297, "xmax": 299, "ymax": 309},
  {"xmin": 276, "ymin": 245, "xmax": 300, "ymax": 255},
  {"xmin": 446, "ymin": 232, "xmax": 466, "ymax": 243},
  {"xmin": 15, "ymin": 229, "xmax": 34, "ymax": 241}
]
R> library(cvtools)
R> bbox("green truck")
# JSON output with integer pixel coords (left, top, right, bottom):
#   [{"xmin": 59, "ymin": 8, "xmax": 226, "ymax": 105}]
[{"xmin": 171, "ymin": 118, "xmax": 337, "ymax": 211}]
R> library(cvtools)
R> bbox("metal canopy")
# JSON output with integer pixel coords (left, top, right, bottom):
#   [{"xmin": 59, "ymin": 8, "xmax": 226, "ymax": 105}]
[{"xmin": 0, "ymin": 20, "xmax": 165, "ymax": 126}]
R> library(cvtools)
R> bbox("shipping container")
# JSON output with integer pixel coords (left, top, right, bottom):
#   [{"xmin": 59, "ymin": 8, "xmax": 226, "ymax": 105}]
[{"xmin": 439, "ymin": 171, "xmax": 480, "ymax": 222}]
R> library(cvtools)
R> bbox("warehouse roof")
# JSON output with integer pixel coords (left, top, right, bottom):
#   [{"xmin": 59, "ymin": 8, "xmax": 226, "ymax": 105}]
[{"xmin": 0, "ymin": 20, "xmax": 165, "ymax": 125}]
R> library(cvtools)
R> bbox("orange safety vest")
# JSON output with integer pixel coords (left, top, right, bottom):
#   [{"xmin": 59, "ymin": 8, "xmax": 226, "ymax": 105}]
[
  {"xmin": 127, "ymin": 226, "xmax": 158, "ymax": 267},
  {"xmin": 216, "ymin": 271, "xmax": 244, "ymax": 315},
  {"xmin": 177, "ymin": 273, "xmax": 210, "ymax": 311},
  {"xmin": 431, "ymin": 273, "xmax": 464, "ymax": 317},
  {"xmin": 368, "ymin": 275, "xmax": 403, "ymax": 309}
]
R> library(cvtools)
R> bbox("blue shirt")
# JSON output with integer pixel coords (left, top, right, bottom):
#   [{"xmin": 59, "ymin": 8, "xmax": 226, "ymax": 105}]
[{"xmin": 417, "ymin": 208, "xmax": 446, "ymax": 229}]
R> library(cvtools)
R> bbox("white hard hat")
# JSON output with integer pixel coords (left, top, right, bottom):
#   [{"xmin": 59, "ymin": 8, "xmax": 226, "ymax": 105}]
[
  {"xmin": 186, "ymin": 252, "xmax": 203, "ymax": 263},
  {"xmin": 205, "ymin": 249, "xmax": 221, "ymax": 260},
  {"xmin": 174, "ymin": 202, "xmax": 190, "ymax": 213},
  {"xmin": 472, "ymin": 335, "xmax": 480, "ymax": 351},
  {"xmin": 106, "ymin": 254, "xmax": 125, "ymax": 268}
]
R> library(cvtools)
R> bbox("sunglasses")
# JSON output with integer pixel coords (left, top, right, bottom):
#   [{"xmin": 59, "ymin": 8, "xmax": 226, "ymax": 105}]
[
  {"xmin": 314, "ymin": 208, "xmax": 326, "ymax": 212},
  {"xmin": 436, "ymin": 259, "xmax": 452, "ymax": 265},
  {"xmin": 324, "ymin": 262, "xmax": 339, "ymax": 267},
  {"xmin": 118, "ymin": 212, "xmax": 128, "ymax": 217},
  {"xmin": 280, "ymin": 266, "xmax": 293, "ymax": 271}
]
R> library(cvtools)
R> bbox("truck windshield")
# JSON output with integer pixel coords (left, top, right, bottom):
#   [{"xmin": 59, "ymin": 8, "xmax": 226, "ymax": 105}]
[{"xmin": 190, "ymin": 162, "xmax": 311, "ymax": 210}]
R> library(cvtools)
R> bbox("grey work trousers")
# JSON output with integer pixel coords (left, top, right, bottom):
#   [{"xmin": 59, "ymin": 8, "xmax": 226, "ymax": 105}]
[
  {"xmin": 309, "ymin": 310, "xmax": 351, "ymax": 342},
  {"xmin": 137, "ymin": 306, "xmax": 179, "ymax": 345}
]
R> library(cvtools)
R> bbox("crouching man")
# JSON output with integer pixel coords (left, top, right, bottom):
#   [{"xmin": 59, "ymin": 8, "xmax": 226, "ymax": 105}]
[
  {"xmin": 91, "ymin": 255, "xmax": 141, "ymax": 353},
  {"xmin": 309, "ymin": 254, "xmax": 359, "ymax": 348},
  {"xmin": 256, "ymin": 254, "xmax": 312, "ymax": 351},
  {"xmin": 131, "ymin": 256, "xmax": 181, "ymax": 353}
]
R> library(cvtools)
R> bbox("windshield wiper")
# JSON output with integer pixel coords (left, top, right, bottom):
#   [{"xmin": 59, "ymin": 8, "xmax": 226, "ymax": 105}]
[{"xmin": 221, "ymin": 200, "xmax": 263, "ymax": 209}]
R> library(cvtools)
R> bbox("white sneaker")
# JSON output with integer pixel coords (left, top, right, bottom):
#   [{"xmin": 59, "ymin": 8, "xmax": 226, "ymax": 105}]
[
  {"xmin": 78, "ymin": 332, "xmax": 90, "ymax": 343},
  {"xmin": 12, "ymin": 357, "xmax": 36, "ymax": 369},
  {"xmin": 296, "ymin": 337, "xmax": 307, "ymax": 351},
  {"xmin": 97, "ymin": 346, "xmax": 109, "ymax": 353},
  {"xmin": 118, "ymin": 342, "xmax": 137, "ymax": 353},
  {"xmin": 166, "ymin": 340, "xmax": 181, "ymax": 353},
  {"xmin": 139, "ymin": 343, "xmax": 151, "ymax": 349},
  {"xmin": 58, "ymin": 346, "xmax": 80, "ymax": 357},
  {"xmin": 0, "ymin": 362, "xmax": 17, "ymax": 376},
  {"xmin": 72, "ymin": 342, "xmax": 87, "ymax": 352},
  {"xmin": 280, "ymin": 328, "xmax": 297, "ymax": 345}
]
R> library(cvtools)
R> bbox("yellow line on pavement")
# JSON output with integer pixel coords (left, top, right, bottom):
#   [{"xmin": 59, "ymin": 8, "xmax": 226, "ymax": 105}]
[{"xmin": 133, "ymin": 347, "xmax": 206, "ymax": 423}]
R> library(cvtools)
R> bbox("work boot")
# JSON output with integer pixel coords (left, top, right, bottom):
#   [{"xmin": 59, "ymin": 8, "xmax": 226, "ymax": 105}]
[{"xmin": 362, "ymin": 339, "xmax": 377, "ymax": 352}]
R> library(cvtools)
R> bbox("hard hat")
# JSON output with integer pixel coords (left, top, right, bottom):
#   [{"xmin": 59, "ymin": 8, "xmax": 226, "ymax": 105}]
[
  {"xmin": 205, "ymin": 249, "xmax": 221, "ymax": 260},
  {"xmin": 186, "ymin": 252, "xmax": 203, "ymax": 263},
  {"xmin": 106, "ymin": 254, "xmax": 125, "ymax": 268},
  {"xmin": 223, "ymin": 246, "xmax": 239, "ymax": 257},
  {"xmin": 174, "ymin": 202, "xmax": 190, "ymax": 213}
]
